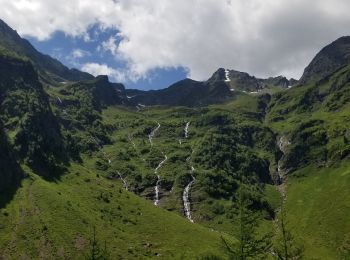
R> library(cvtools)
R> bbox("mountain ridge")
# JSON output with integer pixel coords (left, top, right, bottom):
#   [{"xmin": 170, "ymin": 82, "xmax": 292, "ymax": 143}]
[
  {"xmin": 0, "ymin": 19, "xmax": 93, "ymax": 84},
  {"xmin": 300, "ymin": 36, "xmax": 350, "ymax": 84},
  {"xmin": 0, "ymin": 19, "xmax": 350, "ymax": 259}
]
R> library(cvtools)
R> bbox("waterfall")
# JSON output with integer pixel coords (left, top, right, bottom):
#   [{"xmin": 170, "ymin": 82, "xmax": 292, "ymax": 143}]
[
  {"xmin": 149, "ymin": 122, "xmax": 161, "ymax": 146},
  {"xmin": 277, "ymin": 136, "xmax": 290, "ymax": 184},
  {"xmin": 154, "ymin": 154, "xmax": 167, "ymax": 206},
  {"xmin": 184, "ymin": 122, "xmax": 190, "ymax": 138},
  {"xmin": 117, "ymin": 171, "xmax": 128, "ymax": 191},
  {"xmin": 183, "ymin": 166, "xmax": 196, "ymax": 222}
]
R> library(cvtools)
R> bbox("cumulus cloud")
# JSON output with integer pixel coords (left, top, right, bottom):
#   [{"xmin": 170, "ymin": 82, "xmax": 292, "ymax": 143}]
[
  {"xmin": 1, "ymin": 0, "xmax": 350, "ymax": 81},
  {"xmin": 81, "ymin": 62, "xmax": 126, "ymax": 82},
  {"xmin": 99, "ymin": 37, "xmax": 119, "ymax": 56},
  {"xmin": 71, "ymin": 49, "xmax": 90, "ymax": 59}
]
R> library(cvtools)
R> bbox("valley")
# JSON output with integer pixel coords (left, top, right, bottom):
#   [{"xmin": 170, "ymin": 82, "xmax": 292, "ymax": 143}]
[{"xmin": 0, "ymin": 18, "xmax": 349, "ymax": 259}]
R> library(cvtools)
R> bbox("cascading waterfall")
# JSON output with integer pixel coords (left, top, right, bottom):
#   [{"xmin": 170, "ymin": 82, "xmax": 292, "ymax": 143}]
[
  {"xmin": 183, "ymin": 166, "xmax": 195, "ymax": 222},
  {"xmin": 154, "ymin": 154, "xmax": 167, "ymax": 206},
  {"xmin": 149, "ymin": 122, "xmax": 161, "ymax": 146},
  {"xmin": 117, "ymin": 171, "xmax": 128, "ymax": 191},
  {"xmin": 277, "ymin": 136, "xmax": 290, "ymax": 184},
  {"xmin": 184, "ymin": 122, "xmax": 190, "ymax": 138},
  {"xmin": 179, "ymin": 122, "xmax": 190, "ymax": 145},
  {"xmin": 128, "ymin": 134, "xmax": 137, "ymax": 150}
]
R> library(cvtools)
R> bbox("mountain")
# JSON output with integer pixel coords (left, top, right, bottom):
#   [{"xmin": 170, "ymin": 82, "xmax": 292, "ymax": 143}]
[
  {"xmin": 0, "ymin": 54, "xmax": 67, "ymax": 178},
  {"xmin": 300, "ymin": 36, "xmax": 350, "ymax": 84},
  {"xmin": 0, "ymin": 19, "xmax": 349, "ymax": 259},
  {"xmin": 126, "ymin": 77, "xmax": 233, "ymax": 106},
  {"xmin": 0, "ymin": 19, "xmax": 93, "ymax": 84},
  {"xmin": 210, "ymin": 68, "xmax": 296, "ymax": 91},
  {"xmin": 0, "ymin": 122, "xmax": 22, "ymax": 195},
  {"xmin": 126, "ymin": 68, "xmax": 296, "ymax": 107}
]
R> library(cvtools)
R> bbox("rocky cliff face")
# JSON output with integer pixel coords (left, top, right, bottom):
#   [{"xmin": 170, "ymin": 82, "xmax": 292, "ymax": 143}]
[
  {"xmin": 0, "ymin": 123, "xmax": 22, "ymax": 194},
  {"xmin": 0, "ymin": 54, "xmax": 67, "ymax": 178},
  {"xmin": 300, "ymin": 36, "xmax": 350, "ymax": 84}
]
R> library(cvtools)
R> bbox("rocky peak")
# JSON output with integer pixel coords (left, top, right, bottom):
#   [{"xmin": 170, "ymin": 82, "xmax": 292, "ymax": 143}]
[{"xmin": 300, "ymin": 36, "xmax": 350, "ymax": 84}]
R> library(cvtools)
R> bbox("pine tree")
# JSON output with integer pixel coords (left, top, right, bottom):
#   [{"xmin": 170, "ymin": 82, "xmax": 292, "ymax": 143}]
[
  {"xmin": 274, "ymin": 203, "xmax": 303, "ymax": 260},
  {"xmin": 86, "ymin": 226, "xmax": 110, "ymax": 260},
  {"xmin": 222, "ymin": 184, "xmax": 271, "ymax": 259}
]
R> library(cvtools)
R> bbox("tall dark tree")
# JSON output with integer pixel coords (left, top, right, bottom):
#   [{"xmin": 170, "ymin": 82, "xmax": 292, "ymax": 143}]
[
  {"xmin": 222, "ymin": 183, "xmax": 272, "ymax": 259},
  {"xmin": 86, "ymin": 227, "xmax": 109, "ymax": 260},
  {"xmin": 274, "ymin": 202, "xmax": 303, "ymax": 260}
]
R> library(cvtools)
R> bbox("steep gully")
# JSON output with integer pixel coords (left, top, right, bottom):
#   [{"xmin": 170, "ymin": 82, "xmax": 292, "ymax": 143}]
[{"xmin": 276, "ymin": 136, "xmax": 290, "ymax": 198}]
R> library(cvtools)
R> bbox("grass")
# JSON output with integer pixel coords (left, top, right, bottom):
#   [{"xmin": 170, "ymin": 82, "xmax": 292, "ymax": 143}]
[
  {"xmin": 284, "ymin": 161, "xmax": 350, "ymax": 259},
  {"xmin": 0, "ymin": 162, "xmax": 229, "ymax": 259},
  {"xmin": 2, "ymin": 70, "xmax": 350, "ymax": 259}
]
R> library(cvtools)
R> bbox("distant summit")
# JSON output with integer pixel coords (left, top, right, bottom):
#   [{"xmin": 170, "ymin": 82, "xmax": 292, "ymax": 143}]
[{"xmin": 209, "ymin": 68, "xmax": 296, "ymax": 92}]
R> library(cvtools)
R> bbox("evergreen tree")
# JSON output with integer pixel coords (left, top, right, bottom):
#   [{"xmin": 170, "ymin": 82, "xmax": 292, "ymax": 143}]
[
  {"xmin": 274, "ymin": 202, "xmax": 303, "ymax": 260},
  {"xmin": 86, "ymin": 226, "xmax": 109, "ymax": 260},
  {"xmin": 222, "ymin": 183, "xmax": 271, "ymax": 259}
]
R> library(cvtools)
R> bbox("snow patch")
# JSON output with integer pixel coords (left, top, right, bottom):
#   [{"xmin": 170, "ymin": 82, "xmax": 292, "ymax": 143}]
[{"xmin": 224, "ymin": 69, "xmax": 231, "ymax": 82}]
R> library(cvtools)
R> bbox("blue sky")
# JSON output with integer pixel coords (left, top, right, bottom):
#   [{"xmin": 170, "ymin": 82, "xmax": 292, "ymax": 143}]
[
  {"xmin": 2, "ymin": 0, "xmax": 349, "ymax": 90},
  {"xmin": 28, "ymin": 25, "xmax": 188, "ymax": 90}
]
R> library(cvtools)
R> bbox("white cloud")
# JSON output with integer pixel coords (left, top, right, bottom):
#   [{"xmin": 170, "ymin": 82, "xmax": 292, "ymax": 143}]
[
  {"xmin": 71, "ymin": 49, "xmax": 90, "ymax": 59},
  {"xmin": 81, "ymin": 62, "xmax": 126, "ymax": 82},
  {"xmin": 99, "ymin": 37, "xmax": 119, "ymax": 56},
  {"xmin": 1, "ymin": 0, "xmax": 350, "ymax": 81}
]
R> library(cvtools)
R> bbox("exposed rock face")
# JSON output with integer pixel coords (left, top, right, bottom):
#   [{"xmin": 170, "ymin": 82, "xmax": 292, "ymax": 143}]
[
  {"xmin": 210, "ymin": 68, "xmax": 297, "ymax": 92},
  {"xmin": 0, "ymin": 123, "xmax": 22, "ymax": 193},
  {"xmin": 0, "ymin": 55, "xmax": 66, "ymax": 177},
  {"xmin": 300, "ymin": 36, "xmax": 350, "ymax": 84}
]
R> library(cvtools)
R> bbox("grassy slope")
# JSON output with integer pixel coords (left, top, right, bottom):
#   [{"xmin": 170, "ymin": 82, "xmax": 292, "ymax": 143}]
[
  {"xmin": 0, "ymin": 162, "xmax": 228, "ymax": 259},
  {"xmin": 2, "ymin": 78, "xmax": 349, "ymax": 259},
  {"xmin": 266, "ymin": 71, "xmax": 350, "ymax": 258},
  {"xmin": 100, "ymin": 100, "xmax": 277, "ymax": 236},
  {"xmin": 285, "ymin": 161, "xmax": 350, "ymax": 259}
]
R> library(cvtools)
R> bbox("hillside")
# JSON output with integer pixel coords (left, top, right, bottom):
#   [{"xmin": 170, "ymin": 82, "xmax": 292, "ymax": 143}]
[
  {"xmin": 0, "ymin": 19, "xmax": 93, "ymax": 84},
  {"xmin": 300, "ymin": 36, "xmax": 350, "ymax": 84},
  {"xmin": 125, "ymin": 68, "xmax": 296, "ymax": 107},
  {"xmin": 0, "ymin": 19, "xmax": 349, "ymax": 259}
]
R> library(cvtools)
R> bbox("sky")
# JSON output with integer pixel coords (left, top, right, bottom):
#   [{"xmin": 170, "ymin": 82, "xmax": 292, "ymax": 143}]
[{"xmin": 1, "ymin": 0, "xmax": 350, "ymax": 90}]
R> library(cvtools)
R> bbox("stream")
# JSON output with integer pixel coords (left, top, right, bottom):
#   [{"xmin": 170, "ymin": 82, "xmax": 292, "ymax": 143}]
[
  {"xmin": 183, "ymin": 166, "xmax": 196, "ymax": 222},
  {"xmin": 149, "ymin": 122, "xmax": 161, "ymax": 146},
  {"xmin": 184, "ymin": 122, "xmax": 190, "ymax": 138},
  {"xmin": 154, "ymin": 154, "xmax": 167, "ymax": 206},
  {"xmin": 117, "ymin": 171, "xmax": 128, "ymax": 191},
  {"xmin": 277, "ymin": 136, "xmax": 290, "ymax": 186}
]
